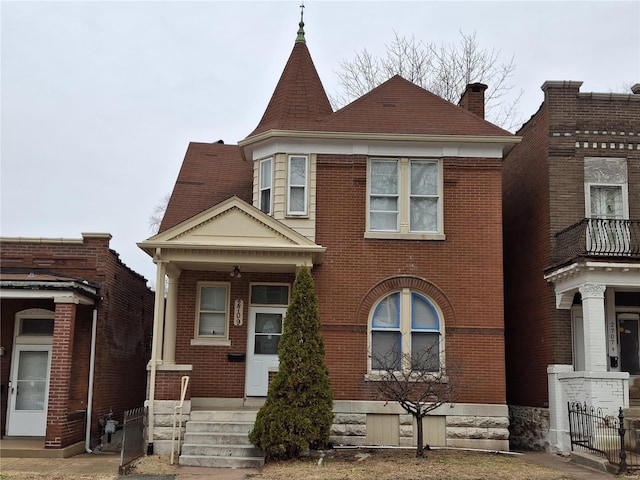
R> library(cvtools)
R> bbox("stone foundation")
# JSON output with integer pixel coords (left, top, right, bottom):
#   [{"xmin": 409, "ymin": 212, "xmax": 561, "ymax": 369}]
[
  {"xmin": 331, "ymin": 401, "xmax": 509, "ymax": 451},
  {"xmin": 508, "ymin": 405, "xmax": 549, "ymax": 451},
  {"xmin": 148, "ymin": 399, "xmax": 191, "ymax": 455},
  {"xmin": 148, "ymin": 399, "xmax": 510, "ymax": 453}
]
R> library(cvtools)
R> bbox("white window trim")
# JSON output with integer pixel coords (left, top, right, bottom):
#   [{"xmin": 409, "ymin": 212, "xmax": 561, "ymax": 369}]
[
  {"xmin": 14, "ymin": 309, "xmax": 55, "ymax": 345},
  {"xmin": 584, "ymin": 182, "xmax": 629, "ymax": 220},
  {"xmin": 286, "ymin": 155, "xmax": 309, "ymax": 217},
  {"xmin": 193, "ymin": 281, "xmax": 230, "ymax": 343},
  {"xmin": 367, "ymin": 288, "xmax": 444, "ymax": 375},
  {"xmin": 259, "ymin": 157, "xmax": 273, "ymax": 215},
  {"xmin": 366, "ymin": 157, "xmax": 445, "ymax": 240}
]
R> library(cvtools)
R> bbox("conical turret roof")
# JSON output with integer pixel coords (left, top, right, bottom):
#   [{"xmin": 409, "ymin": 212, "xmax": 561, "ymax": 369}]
[{"xmin": 247, "ymin": 20, "xmax": 333, "ymax": 138}]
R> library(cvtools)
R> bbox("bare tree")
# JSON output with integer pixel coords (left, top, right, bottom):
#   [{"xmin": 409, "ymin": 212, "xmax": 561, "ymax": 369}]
[
  {"xmin": 334, "ymin": 30, "xmax": 523, "ymax": 131},
  {"xmin": 371, "ymin": 340, "xmax": 461, "ymax": 458},
  {"xmin": 148, "ymin": 193, "xmax": 171, "ymax": 234}
]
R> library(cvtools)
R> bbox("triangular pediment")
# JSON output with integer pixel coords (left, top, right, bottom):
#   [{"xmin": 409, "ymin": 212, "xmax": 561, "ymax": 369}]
[{"xmin": 140, "ymin": 196, "xmax": 322, "ymax": 252}]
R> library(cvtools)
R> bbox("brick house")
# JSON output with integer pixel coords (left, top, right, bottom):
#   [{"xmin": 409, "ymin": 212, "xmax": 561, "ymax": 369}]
[
  {"xmin": 503, "ymin": 81, "xmax": 640, "ymax": 451},
  {"xmin": 138, "ymin": 19, "xmax": 518, "ymax": 461},
  {"xmin": 0, "ymin": 233, "xmax": 154, "ymax": 456}
]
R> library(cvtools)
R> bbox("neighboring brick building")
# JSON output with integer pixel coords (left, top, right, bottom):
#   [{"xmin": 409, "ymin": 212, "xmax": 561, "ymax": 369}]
[
  {"xmin": 0, "ymin": 233, "xmax": 154, "ymax": 456},
  {"xmin": 138, "ymin": 19, "xmax": 518, "ymax": 457},
  {"xmin": 503, "ymin": 81, "xmax": 640, "ymax": 451}
]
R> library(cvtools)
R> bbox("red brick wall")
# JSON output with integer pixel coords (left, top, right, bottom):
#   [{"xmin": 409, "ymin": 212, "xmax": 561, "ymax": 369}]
[
  {"xmin": 165, "ymin": 271, "xmax": 294, "ymax": 400},
  {"xmin": 91, "ymin": 250, "xmax": 154, "ymax": 436},
  {"xmin": 0, "ymin": 235, "xmax": 154, "ymax": 446},
  {"xmin": 313, "ymin": 153, "xmax": 506, "ymax": 404},
  {"xmin": 165, "ymin": 153, "xmax": 506, "ymax": 406},
  {"xmin": 46, "ymin": 302, "xmax": 77, "ymax": 447},
  {"xmin": 503, "ymin": 101, "xmax": 556, "ymax": 407}
]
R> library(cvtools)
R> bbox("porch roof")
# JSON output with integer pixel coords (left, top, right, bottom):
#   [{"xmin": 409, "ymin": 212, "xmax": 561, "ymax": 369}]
[
  {"xmin": 544, "ymin": 260, "xmax": 640, "ymax": 309},
  {"xmin": 138, "ymin": 196, "xmax": 325, "ymax": 272},
  {"xmin": 0, "ymin": 269, "xmax": 99, "ymax": 304}
]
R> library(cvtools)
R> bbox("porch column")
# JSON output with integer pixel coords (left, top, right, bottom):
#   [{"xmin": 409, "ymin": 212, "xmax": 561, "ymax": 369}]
[
  {"xmin": 162, "ymin": 267, "xmax": 181, "ymax": 365},
  {"xmin": 579, "ymin": 283, "xmax": 607, "ymax": 371},
  {"xmin": 46, "ymin": 299, "xmax": 77, "ymax": 448}
]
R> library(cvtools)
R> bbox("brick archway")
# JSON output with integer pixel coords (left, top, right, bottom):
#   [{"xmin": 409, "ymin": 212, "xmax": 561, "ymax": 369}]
[{"xmin": 356, "ymin": 275, "xmax": 456, "ymax": 328}]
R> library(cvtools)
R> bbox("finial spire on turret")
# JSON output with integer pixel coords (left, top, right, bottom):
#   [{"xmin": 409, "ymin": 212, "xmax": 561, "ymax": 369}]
[{"xmin": 296, "ymin": 2, "xmax": 305, "ymax": 43}]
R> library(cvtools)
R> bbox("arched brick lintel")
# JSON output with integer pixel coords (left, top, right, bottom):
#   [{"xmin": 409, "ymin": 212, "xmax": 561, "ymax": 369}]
[{"xmin": 356, "ymin": 275, "xmax": 456, "ymax": 328}]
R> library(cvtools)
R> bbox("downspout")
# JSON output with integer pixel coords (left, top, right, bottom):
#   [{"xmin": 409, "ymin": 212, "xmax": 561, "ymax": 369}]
[
  {"xmin": 85, "ymin": 307, "xmax": 98, "ymax": 453},
  {"xmin": 147, "ymin": 255, "xmax": 166, "ymax": 453}
]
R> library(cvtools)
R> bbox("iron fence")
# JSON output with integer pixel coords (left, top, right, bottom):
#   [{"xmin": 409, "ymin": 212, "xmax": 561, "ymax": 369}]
[
  {"xmin": 119, "ymin": 406, "xmax": 147, "ymax": 473},
  {"xmin": 568, "ymin": 402, "xmax": 640, "ymax": 473}
]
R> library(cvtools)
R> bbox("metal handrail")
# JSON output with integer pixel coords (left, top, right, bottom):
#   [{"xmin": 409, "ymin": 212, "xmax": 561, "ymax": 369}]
[
  {"xmin": 552, "ymin": 218, "xmax": 640, "ymax": 265},
  {"xmin": 170, "ymin": 376, "xmax": 190, "ymax": 465}
]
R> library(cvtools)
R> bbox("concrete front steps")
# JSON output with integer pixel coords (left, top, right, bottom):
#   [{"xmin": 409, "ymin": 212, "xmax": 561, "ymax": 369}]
[{"xmin": 179, "ymin": 409, "xmax": 264, "ymax": 468}]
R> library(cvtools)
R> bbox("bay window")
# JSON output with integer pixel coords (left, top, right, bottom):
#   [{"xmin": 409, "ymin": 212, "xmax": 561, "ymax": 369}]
[
  {"xmin": 287, "ymin": 155, "xmax": 308, "ymax": 215},
  {"xmin": 259, "ymin": 158, "xmax": 273, "ymax": 215}
]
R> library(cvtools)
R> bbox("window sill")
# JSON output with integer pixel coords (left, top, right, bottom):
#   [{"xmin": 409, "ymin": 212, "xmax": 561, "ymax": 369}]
[
  {"xmin": 364, "ymin": 232, "xmax": 446, "ymax": 241},
  {"xmin": 190, "ymin": 338, "xmax": 231, "ymax": 347}
]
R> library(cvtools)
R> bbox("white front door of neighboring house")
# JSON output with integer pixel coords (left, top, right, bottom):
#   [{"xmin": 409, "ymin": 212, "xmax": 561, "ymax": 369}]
[
  {"xmin": 245, "ymin": 307, "xmax": 286, "ymax": 396},
  {"xmin": 6, "ymin": 344, "xmax": 52, "ymax": 436}
]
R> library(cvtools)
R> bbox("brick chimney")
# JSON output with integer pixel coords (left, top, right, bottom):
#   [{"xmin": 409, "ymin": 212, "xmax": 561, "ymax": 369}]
[{"xmin": 458, "ymin": 83, "xmax": 488, "ymax": 119}]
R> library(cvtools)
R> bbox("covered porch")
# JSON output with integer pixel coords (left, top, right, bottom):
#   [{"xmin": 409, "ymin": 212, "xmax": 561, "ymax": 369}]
[
  {"xmin": 137, "ymin": 197, "xmax": 325, "ymax": 453},
  {"xmin": 545, "ymin": 260, "xmax": 640, "ymax": 451},
  {"xmin": 0, "ymin": 272, "xmax": 99, "ymax": 451}
]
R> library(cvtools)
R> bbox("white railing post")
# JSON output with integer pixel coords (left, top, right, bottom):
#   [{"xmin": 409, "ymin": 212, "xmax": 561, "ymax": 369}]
[{"xmin": 170, "ymin": 376, "xmax": 190, "ymax": 465}]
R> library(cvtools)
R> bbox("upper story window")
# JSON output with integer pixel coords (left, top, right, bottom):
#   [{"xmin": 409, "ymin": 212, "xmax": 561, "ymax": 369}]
[
  {"xmin": 287, "ymin": 155, "xmax": 308, "ymax": 216},
  {"xmin": 368, "ymin": 157, "xmax": 443, "ymax": 239},
  {"xmin": 196, "ymin": 282, "xmax": 230, "ymax": 340},
  {"xmin": 369, "ymin": 289, "xmax": 442, "ymax": 373},
  {"xmin": 259, "ymin": 158, "xmax": 273, "ymax": 215},
  {"xmin": 584, "ymin": 157, "xmax": 629, "ymax": 220},
  {"xmin": 590, "ymin": 186, "xmax": 624, "ymax": 219}
]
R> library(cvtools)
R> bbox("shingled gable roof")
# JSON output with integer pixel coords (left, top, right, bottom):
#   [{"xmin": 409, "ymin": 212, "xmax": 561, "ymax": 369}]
[
  {"xmin": 247, "ymin": 34, "xmax": 333, "ymax": 138},
  {"xmin": 316, "ymin": 75, "xmax": 512, "ymax": 137},
  {"xmin": 158, "ymin": 142, "xmax": 252, "ymax": 234}
]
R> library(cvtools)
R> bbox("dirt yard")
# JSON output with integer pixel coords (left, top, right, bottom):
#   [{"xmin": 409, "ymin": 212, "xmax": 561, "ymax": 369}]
[
  {"xmin": 3, "ymin": 447, "xmax": 636, "ymax": 480},
  {"xmin": 127, "ymin": 448, "xmax": 583, "ymax": 480}
]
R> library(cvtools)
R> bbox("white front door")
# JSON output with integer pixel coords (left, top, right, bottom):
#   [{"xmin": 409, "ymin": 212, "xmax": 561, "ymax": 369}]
[
  {"xmin": 6, "ymin": 344, "xmax": 52, "ymax": 436},
  {"xmin": 245, "ymin": 307, "xmax": 286, "ymax": 396}
]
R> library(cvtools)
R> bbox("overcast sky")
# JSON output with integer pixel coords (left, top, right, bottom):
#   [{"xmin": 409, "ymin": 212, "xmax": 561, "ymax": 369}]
[{"xmin": 1, "ymin": 0, "xmax": 638, "ymax": 287}]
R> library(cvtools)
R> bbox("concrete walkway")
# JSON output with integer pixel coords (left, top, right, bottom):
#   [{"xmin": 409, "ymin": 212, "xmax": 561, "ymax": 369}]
[{"xmin": 522, "ymin": 451, "xmax": 616, "ymax": 479}]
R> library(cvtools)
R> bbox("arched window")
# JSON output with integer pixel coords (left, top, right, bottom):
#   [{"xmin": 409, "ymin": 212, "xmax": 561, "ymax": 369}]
[{"xmin": 370, "ymin": 289, "xmax": 442, "ymax": 372}]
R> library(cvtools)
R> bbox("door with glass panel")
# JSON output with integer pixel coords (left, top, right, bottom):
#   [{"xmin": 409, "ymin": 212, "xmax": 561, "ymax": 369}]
[
  {"xmin": 246, "ymin": 307, "xmax": 286, "ymax": 396},
  {"xmin": 7, "ymin": 344, "xmax": 52, "ymax": 436}
]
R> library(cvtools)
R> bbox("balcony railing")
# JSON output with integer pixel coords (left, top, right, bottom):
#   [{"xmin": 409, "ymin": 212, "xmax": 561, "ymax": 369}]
[{"xmin": 552, "ymin": 218, "xmax": 640, "ymax": 265}]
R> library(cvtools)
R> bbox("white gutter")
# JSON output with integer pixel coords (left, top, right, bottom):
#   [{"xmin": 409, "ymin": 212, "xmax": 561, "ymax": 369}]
[
  {"xmin": 147, "ymin": 256, "xmax": 166, "ymax": 452},
  {"xmin": 85, "ymin": 307, "xmax": 98, "ymax": 453}
]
